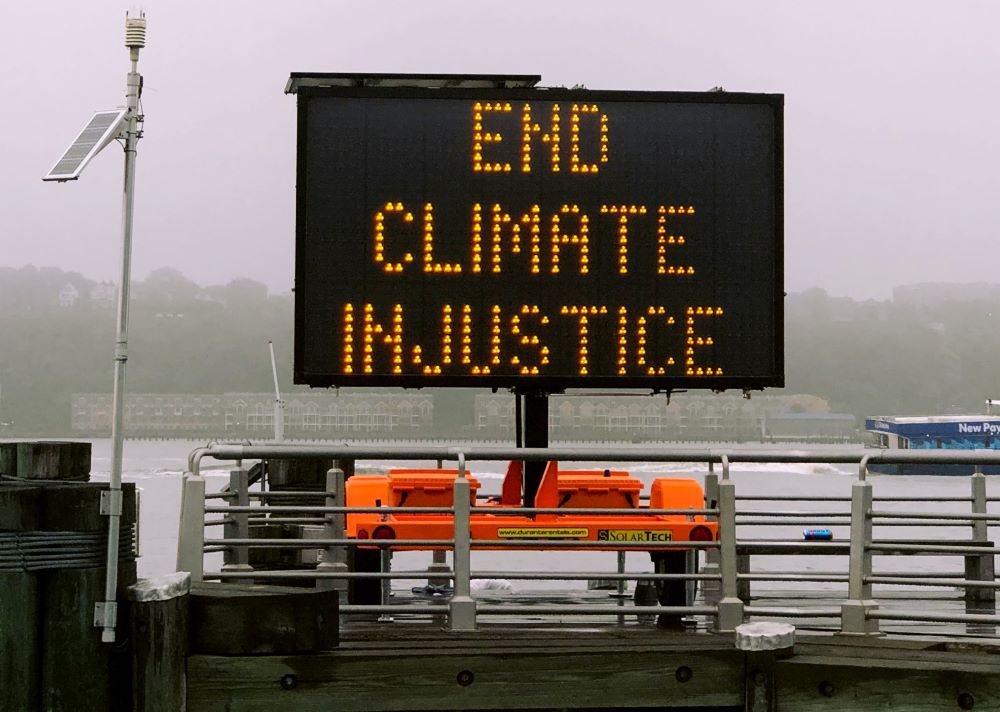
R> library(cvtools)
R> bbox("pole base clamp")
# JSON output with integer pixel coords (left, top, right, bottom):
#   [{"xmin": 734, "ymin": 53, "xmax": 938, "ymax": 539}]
[
  {"xmin": 100, "ymin": 490, "xmax": 123, "ymax": 516},
  {"xmin": 94, "ymin": 601, "xmax": 118, "ymax": 629}
]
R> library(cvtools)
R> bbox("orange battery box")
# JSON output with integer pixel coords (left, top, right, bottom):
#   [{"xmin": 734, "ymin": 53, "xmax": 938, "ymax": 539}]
[
  {"xmin": 649, "ymin": 478, "xmax": 706, "ymax": 513},
  {"xmin": 386, "ymin": 469, "xmax": 481, "ymax": 507},
  {"xmin": 345, "ymin": 474, "xmax": 392, "ymax": 508},
  {"xmin": 555, "ymin": 469, "xmax": 643, "ymax": 508}
]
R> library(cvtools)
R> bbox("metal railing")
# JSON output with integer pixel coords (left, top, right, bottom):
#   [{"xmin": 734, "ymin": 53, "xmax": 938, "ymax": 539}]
[{"xmin": 176, "ymin": 444, "xmax": 998, "ymax": 636}]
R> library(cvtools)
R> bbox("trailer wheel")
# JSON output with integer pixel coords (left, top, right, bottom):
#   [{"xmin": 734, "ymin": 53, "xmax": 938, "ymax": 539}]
[{"xmin": 348, "ymin": 546, "xmax": 382, "ymax": 605}]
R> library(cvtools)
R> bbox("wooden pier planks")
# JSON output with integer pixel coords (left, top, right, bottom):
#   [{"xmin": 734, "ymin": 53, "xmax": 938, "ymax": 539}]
[
  {"xmin": 186, "ymin": 628, "xmax": 1000, "ymax": 712},
  {"xmin": 776, "ymin": 639, "xmax": 1000, "ymax": 711},
  {"xmin": 187, "ymin": 630, "xmax": 744, "ymax": 711}
]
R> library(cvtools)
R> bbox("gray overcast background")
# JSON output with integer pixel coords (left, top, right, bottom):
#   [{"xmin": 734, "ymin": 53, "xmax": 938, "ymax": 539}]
[{"xmin": 1, "ymin": 1, "xmax": 996, "ymax": 299}]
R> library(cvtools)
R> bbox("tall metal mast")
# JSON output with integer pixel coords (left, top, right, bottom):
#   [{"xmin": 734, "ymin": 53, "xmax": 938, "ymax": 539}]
[{"xmin": 96, "ymin": 12, "xmax": 146, "ymax": 643}]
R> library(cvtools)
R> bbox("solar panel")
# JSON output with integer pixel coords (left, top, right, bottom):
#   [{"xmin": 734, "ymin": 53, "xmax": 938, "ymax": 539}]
[{"xmin": 43, "ymin": 109, "xmax": 128, "ymax": 182}]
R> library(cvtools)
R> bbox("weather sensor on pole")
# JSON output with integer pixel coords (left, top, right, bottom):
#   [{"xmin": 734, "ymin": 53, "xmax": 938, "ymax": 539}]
[{"xmin": 43, "ymin": 12, "xmax": 147, "ymax": 644}]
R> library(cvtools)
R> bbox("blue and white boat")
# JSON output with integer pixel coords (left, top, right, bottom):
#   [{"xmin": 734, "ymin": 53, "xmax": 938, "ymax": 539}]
[{"xmin": 864, "ymin": 414, "xmax": 1000, "ymax": 475}]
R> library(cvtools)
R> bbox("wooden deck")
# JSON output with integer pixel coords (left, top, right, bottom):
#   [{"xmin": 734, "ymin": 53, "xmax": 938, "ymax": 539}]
[{"xmin": 186, "ymin": 616, "xmax": 1000, "ymax": 711}]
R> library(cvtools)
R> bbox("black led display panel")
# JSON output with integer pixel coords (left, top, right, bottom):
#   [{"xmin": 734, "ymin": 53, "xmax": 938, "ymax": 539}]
[{"xmin": 294, "ymin": 86, "xmax": 783, "ymax": 390}]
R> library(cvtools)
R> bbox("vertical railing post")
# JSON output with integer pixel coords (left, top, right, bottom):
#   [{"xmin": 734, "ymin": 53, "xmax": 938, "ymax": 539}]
[
  {"xmin": 966, "ymin": 469, "xmax": 995, "ymax": 606},
  {"xmin": 316, "ymin": 468, "xmax": 348, "ymax": 601},
  {"xmin": 715, "ymin": 455, "xmax": 744, "ymax": 632},
  {"xmin": 701, "ymin": 461, "xmax": 721, "ymax": 605},
  {"xmin": 221, "ymin": 467, "xmax": 251, "ymax": 579},
  {"xmin": 841, "ymin": 457, "xmax": 879, "ymax": 635},
  {"xmin": 449, "ymin": 453, "xmax": 477, "ymax": 631},
  {"xmin": 176, "ymin": 472, "xmax": 205, "ymax": 582}
]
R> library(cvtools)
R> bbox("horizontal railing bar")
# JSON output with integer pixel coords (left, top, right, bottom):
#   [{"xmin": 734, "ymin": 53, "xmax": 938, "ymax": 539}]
[
  {"xmin": 204, "ymin": 505, "xmax": 454, "ymax": 514},
  {"xmin": 735, "ymin": 540, "xmax": 996, "ymax": 554},
  {"xmin": 737, "ymin": 496, "xmax": 851, "ymax": 502},
  {"xmin": 342, "ymin": 605, "xmax": 447, "ymax": 614},
  {"xmin": 737, "ymin": 520, "xmax": 850, "ymax": 526},
  {"xmin": 869, "ymin": 609, "xmax": 1000, "ymax": 624},
  {"xmin": 474, "ymin": 604, "xmax": 717, "ymax": 615},
  {"xmin": 471, "ymin": 507, "xmax": 719, "ymax": 516},
  {"xmin": 747, "ymin": 570, "xmax": 969, "ymax": 579},
  {"xmin": 737, "ymin": 519, "xmax": 976, "ymax": 527},
  {"xmin": 869, "ymin": 510, "xmax": 1000, "ymax": 522},
  {"xmin": 204, "ymin": 538, "xmax": 451, "ymax": 547},
  {"xmin": 195, "ymin": 443, "xmax": 1000, "ymax": 465},
  {"xmin": 203, "ymin": 569, "xmax": 720, "ymax": 581},
  {"xmin": 738, "ymin": 573, "xmax": 849, "ymax": 582},
  {"xmin": 467, "ymin": 571, "xmax": 721, "ymax": 581},
  {"xmin": 735, "ymin": 541, "xmax": 845, "ymax": 551},
  {"xmin": 246, "ymin": 517, "xmax": 328, "ymax": 524},
  {"xmin": 865, "ymin": 576, "xmax": 1000, "ymax": 589},
  {"xmin": 738, "ymin": 496, "xmax": 975, "ymax": 503},
  {"xmin": 744, "ymin": 606, "xmax": 841, "ymax": 618},
  {"xmin": 737, "ymin": 511, "xmax": 850, "ymax": 518},
  {"xmin": 206, "ymin": 571, "xmax": 449, "ymax": 580},
  {"xmin": 868, "ymin": 543, "xmax": 1000, "ymax": 555},
  {"xmin": 249, "ymin": 491, "xmax": 329, "ymax": 498}
]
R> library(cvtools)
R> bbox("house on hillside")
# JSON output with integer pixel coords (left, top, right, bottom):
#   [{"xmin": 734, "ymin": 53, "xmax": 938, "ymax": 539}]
[
  {"xmin": 89, "ymin": 282, "xmax": 117, "ymax": 309},
  {"xmin": 58, "ymin": 283, "xmax": 79, "ymax": 307}
]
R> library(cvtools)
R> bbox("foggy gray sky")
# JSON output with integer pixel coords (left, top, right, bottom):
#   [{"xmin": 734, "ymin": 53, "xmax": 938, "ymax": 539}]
[{"xmin": 2, "ymin": 1, "xmax": 997, "ymax": 300}]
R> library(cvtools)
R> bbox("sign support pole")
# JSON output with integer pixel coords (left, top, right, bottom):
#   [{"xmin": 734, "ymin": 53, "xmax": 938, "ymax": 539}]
[{"xmin": 520, "ymin": 390, "xmax": 549, "ymax": 508}]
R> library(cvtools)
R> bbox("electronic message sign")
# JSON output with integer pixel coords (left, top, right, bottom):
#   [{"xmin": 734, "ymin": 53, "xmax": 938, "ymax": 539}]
[{"xmin": 293, "ymin": 84, "xmax": 783, "ymax": 390}]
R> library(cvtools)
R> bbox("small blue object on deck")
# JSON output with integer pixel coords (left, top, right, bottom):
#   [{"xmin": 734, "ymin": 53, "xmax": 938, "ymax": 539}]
[{"xmin": 803, "ymin": 528, "xmax": 833, "ymax": 540}]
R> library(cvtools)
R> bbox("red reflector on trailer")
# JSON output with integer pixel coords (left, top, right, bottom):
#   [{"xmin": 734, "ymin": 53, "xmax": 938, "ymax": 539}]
[
  {"xmin": 690, "ymin": 525, "xmax": 714, "ymax": 542},
  {"xmin": 372, "ymin": 525, "xmax": 397, "ymax": 541},
  {"xmin": 357, "ymin": 529, "xmax": 369, "ymax": 539}
]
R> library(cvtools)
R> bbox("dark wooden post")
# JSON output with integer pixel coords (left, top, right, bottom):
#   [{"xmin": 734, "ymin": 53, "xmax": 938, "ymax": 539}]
[
  {"xmin": 0, "ymin": 441, "xmax": 92, "ymax": 481},
  {"xmin": 129, "ymin": 574, "xmax": 190, "ymax": 712},
  {"xmin": 0, "ymin": 485, "xmax": 42, "ymax": 712},
  {"xmin": 38, "ymin": 483, "xmax": 137, "ymax": 712}
]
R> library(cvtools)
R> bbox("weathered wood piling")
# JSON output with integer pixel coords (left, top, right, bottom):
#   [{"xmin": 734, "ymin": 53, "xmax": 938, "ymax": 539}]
[{"xmin": 0, "ymin": 442, "xmax": 136, "ymax": 712}]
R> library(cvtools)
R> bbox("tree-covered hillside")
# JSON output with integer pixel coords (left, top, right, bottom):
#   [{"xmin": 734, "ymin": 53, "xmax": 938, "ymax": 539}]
[{"xmin": 0, "ymin": 266, "xmax": 997, "ymax": 434}]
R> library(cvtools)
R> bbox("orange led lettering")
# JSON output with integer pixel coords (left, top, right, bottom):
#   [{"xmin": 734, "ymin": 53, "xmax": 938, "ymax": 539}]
[
  {"xmin": 560, "ymin": 305, "xmax": 607, "ymax": 375},
  {"xmin": 570, "ymin": 103, "xmax": 607, "ymax": 174},
  {"xmin": 685, "ymin": 306, "xmax": 722, "ymax": 376},
  {"xmin": 656, "ymin": 205, "xmax": 695, "ymax": 276},
  {"xmin": 640, "ymin": 306, "xmax": 676, "ymax": 375},
  {"xmin": 601, "ymin": 204, "xmax": 647, "ymax": 275},
  {"xmin": 342, "ymin": 303, "xmax": 355, "ymax": 374},
  {"xmin": 472, "ymin": 203, "xmax": 541, "ymax": 274},
  {"xmin": 421, "ymin": 203, "xmax": 462, "ymax": 274},
  {"xmin": 511, "ymin": 305, "xmax": 549, "ymax": 374},
  {"xmin": 473, "ymin": 101, "xmax": 513, "ymax": 173},
  {"xmin": 461, "ymin": 304, "xmax": 491, "ymax": 375},
  {"xmin": 551, "ymin": 206, "xmax": 589, "ymax": 275},
  {"xmin": 373, "ymin": 202, "xmax": 414, "ymax": 273},
  {"xmin": 421, "ymin": 305, "xmax": 454, "ymax": 375},
  {"xmin": 361, "ymin": 303, "xmax": 405, "ymax": 374},
  {"xmin": 518, "ymin": 102, "xmax": 561, "ymax": 172}
]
